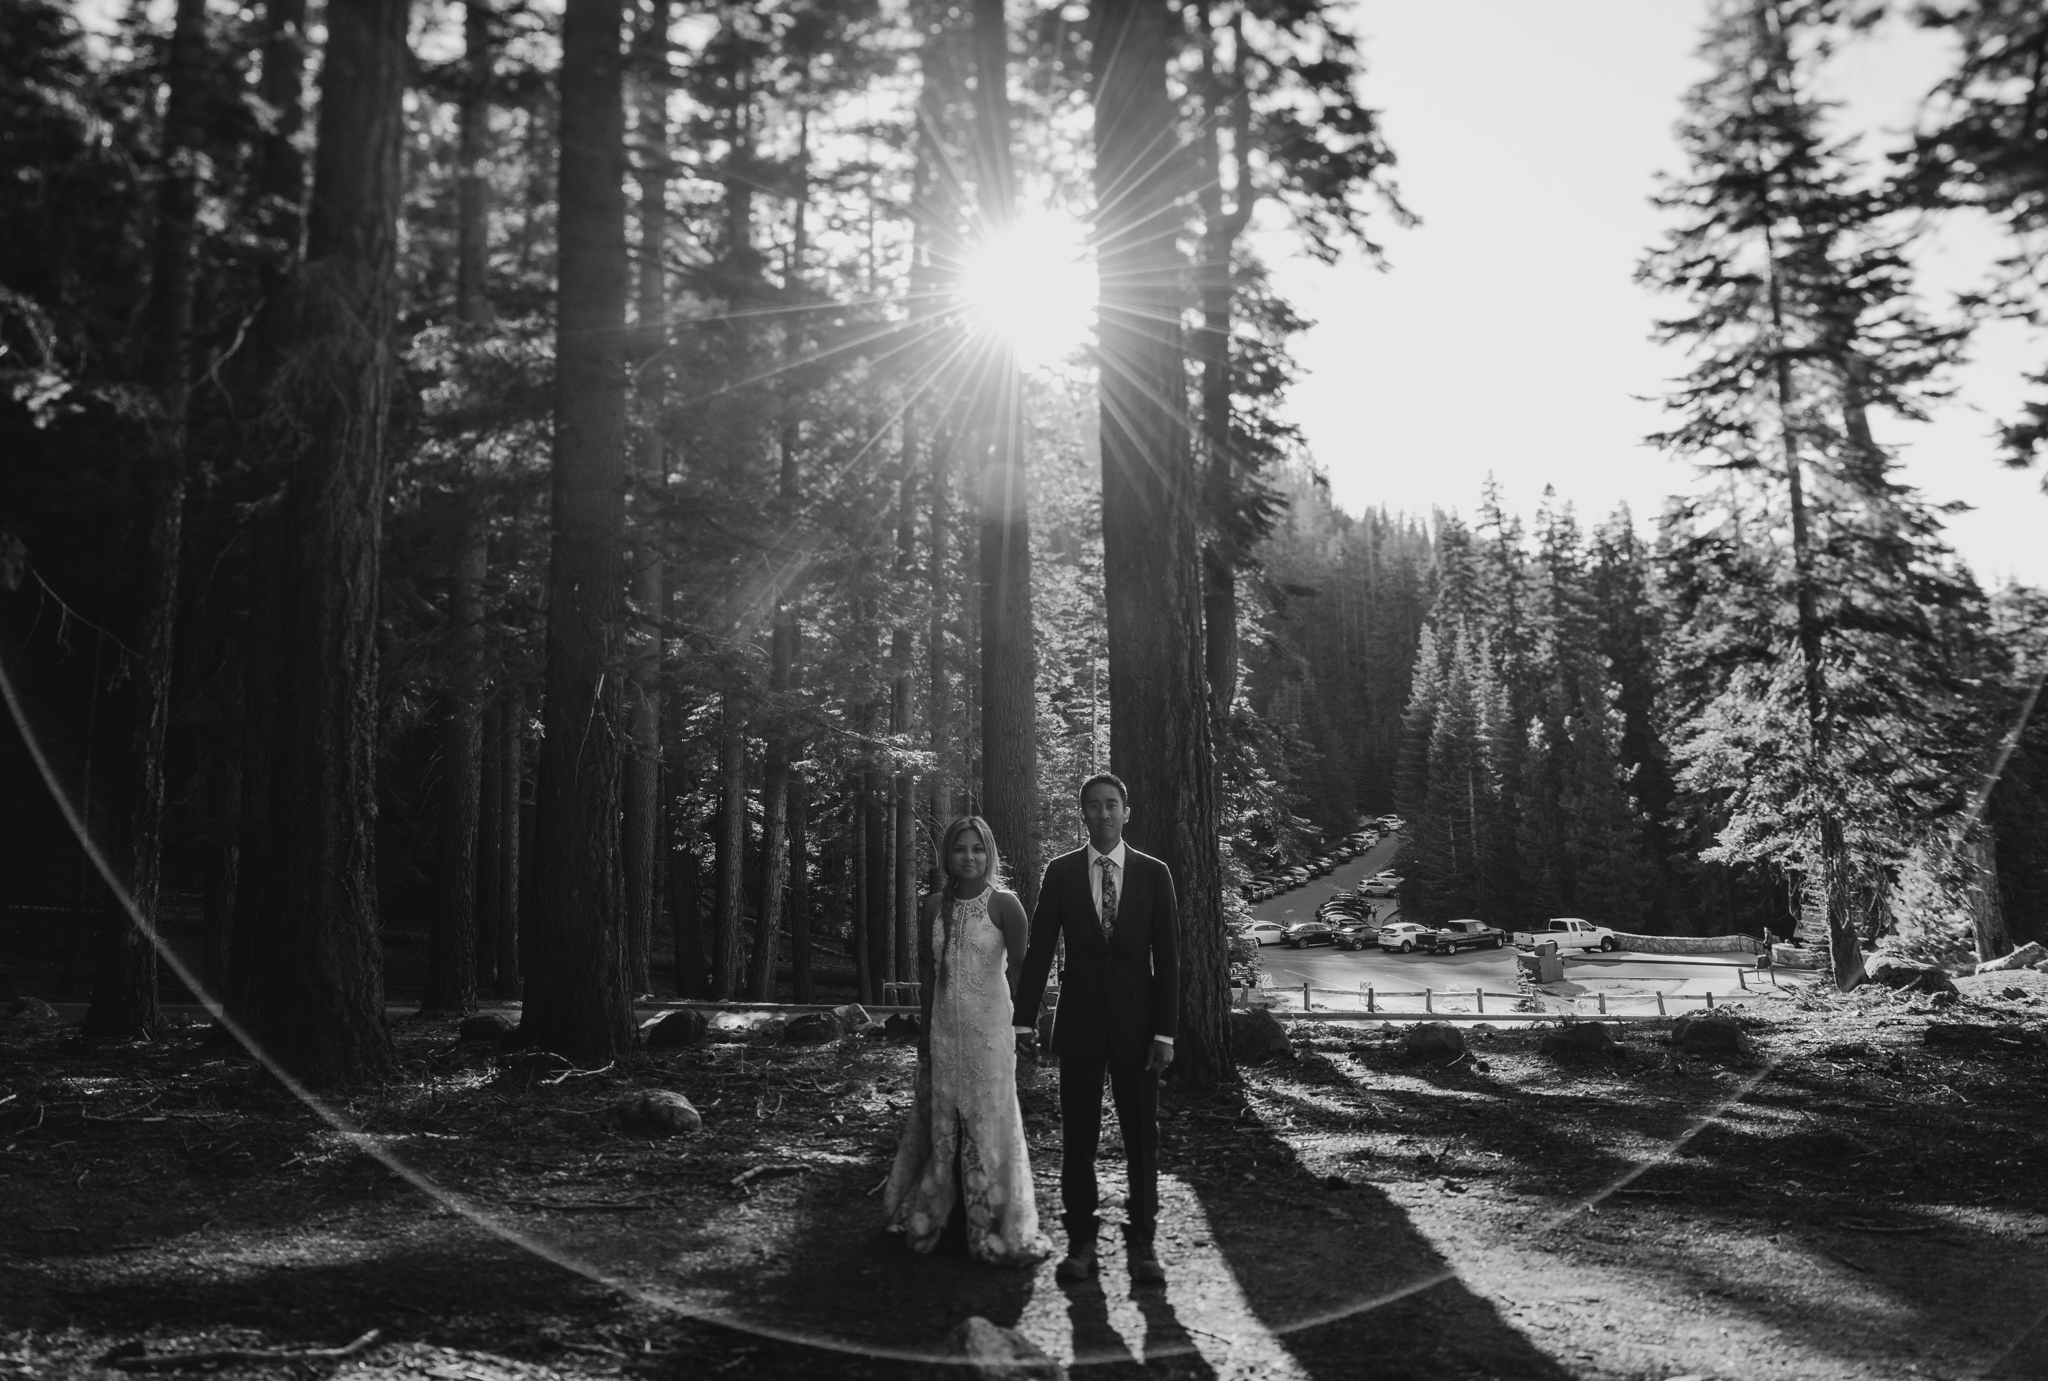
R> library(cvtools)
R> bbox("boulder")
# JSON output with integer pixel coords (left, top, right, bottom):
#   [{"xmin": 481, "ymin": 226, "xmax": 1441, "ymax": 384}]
[
  {"xmin": 642, "ymin": 1009, "xmax": 709, "ymax": 1050},
  {"xmin": 1539, "ymin": 1022, "xmax": 1619, "ymax": 1056},
  {"xmin": 6, "ymin": 997, "xmax": 60, "ymax": 1022},
  {"xmin": 1672, "ymin": 1017, "xmax": 1752, "ymax": 1059},
  {"xmin": 1867, "ymin": 959, "xmax": 1960, "ymax": 997},
  {"xmin": 1404, "ymin": 1022, "xmax": 1465, "ymax": 1059},
  {"xmin": 882, "ymin": 1012, "xmax": 922, "ymax": 1041},
  {"xmin": 1976, "ymin": 942, "xmax": 2048, "ymax": 975},
  {"xmin": 458, "ymin": 1012, "xmax": 516, "ymax": 1044},
  {"xmin": 782, "ymin": 1012, "xmax": 844, "ymax": 1045},
  {"xmin": 831, "ymin": 1002, "xmax": 873, "ymax": 1031},
  {"xmin": 935, "ymin": 1317, "xmax": 1065, "ymax": 1381},
  {"xmin": 1228, "ymin": 1008, "xmax": 1293, "ymax": 1063},
  {"xmin": 613, "ymin": 1089, "xmax": 702, "ymax": 1137}
]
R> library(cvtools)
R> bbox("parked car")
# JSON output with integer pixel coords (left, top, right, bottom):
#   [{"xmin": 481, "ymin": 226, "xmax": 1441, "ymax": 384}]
[
  {"xmin": 1282, "ymin": 920, "xmax": 1337, "ymax": 949},
  {"xmin": 1241, "ymin": 920, "xmax": 1286, "ymax": 947},
  {"xmin": 1428, "ymin": 919, "xmax": 1507, "ymax": 953},
  {"xmin": 1361, "ymin": 877, "xmax": 1400, "ymax": 897},
  {"xmin": 1286, "ymin": 867, "xmax": 1311, "ymax": 885},
  {"xmin": 1512, "ymin": 918, "xmax": 1623, "ymax": 952},
  {"xmin": 1376, "ymin": 922, "xmax": 1433, "ymax": 954},
  {"xmin": 1333, "ymin": 920, "xmax": 1379, "ymax": 950}
]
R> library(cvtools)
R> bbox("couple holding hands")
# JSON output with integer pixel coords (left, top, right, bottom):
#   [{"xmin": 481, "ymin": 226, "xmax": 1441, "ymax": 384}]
[{"xmin": 882, "ymin": 773, "xmax": 1179, "ymax": 1287}]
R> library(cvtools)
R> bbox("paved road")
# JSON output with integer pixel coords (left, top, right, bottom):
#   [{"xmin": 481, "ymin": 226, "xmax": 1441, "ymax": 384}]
[{"xmin": 1247, "ymin": 837, "xmax": 1788, "ymax": 1013}]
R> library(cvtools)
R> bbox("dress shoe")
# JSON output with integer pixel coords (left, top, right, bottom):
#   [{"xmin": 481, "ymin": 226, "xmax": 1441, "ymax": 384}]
[
  {"xmin": 1054, "ymin": 1239, "xmax": 1098, "ymax": 1283},
  {"xmin": 1124, "ymin": 1228, "xmax": 1164, "ymax": 1288}
]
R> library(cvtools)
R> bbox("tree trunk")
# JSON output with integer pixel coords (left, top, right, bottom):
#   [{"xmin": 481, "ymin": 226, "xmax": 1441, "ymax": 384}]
[
  {"xmin": 928, "ymin": 423, "xmax": 953, "ymax": 826},
  {"xmin": 850, "ymin": 767, "xmax": 871, "ymax": 1001},
  {"xmin": 620, "ymin": 0, "xmax": 669, "ymax": 1000},
  {"xmin": 711, "ymin": 685, "xmax": 748, "ymax": 1000},
  {"xmin": 83, "ymin": 0, "xmax": 215, "ymax": 1043},
  {"xmin": 477, "ymin": 694, "xmax": 502, "ymax": 990},
  {"xmin": 1967, "ymin": 829, "xmax": 2013, "ymax": 961},
  {"xmin": 1090, "ymin": 0, "xmax": 1230, "ymax": 1083},
  {"xmin": 751, "ymin": 609, "xmax": 796, "ymax": 999},
  {"xmin": 970, "ymin": 0, "xmax": 1039, "ymax": 912},
  {"xmin": 789, "ymin": 772, "xmax": 814, "ymax": 1002},
  {"xmin": 892, "ymin": 627, "xmax": 918, "ymax": 982},
  {"xmin": 671, "ymin": 825, "xmax": 705, "ymax": 997},
  {"xmin": 496, "ymin": 684, "xmax": 524, "ymax": 997},
  {"xmin": 1194, "ymin": 1, "xmax": 1252, "ymax": 738},
  {"xmin": 455, "ymin": 0, "xmax": 496, "ymax": 325},
  {"xmin": 246, "ymin": 0, "xmax": 409, "ymax": 1084},
  {"xmin": 523, "ymin": 0, "xmax": 635, "ymax": 1063},
  {"xmin": 422, "ymin": 517, "xmax": 486, "ymax": 1014},
  {"xmin": 201, "ymin": 757, "xmax": 240, "ymax": 994}
]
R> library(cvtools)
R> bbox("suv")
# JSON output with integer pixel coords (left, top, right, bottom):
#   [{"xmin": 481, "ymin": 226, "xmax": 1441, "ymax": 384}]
[
  {"xmin": 1333, "ymin": 919, "xmax": 1379, "ymax": 950},
  {"xmin": 1377, "ymin": 922, "xmax": 1432, "ymax": 954},
  {"xmin": 1428, "ymin": 919, "xmax": 1506, "ymax": 954}
]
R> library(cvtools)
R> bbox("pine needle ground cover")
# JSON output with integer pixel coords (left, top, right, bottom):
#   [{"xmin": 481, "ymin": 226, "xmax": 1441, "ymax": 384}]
[{"xmin": 4, "ymin": 981, "xmax": 2047, "ymax": 1381}]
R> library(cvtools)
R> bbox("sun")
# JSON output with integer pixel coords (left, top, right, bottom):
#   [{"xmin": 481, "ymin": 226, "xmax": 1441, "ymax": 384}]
[{"xmin": 956, "ymin": 210, "xmax": 1097, "ymax": 371}]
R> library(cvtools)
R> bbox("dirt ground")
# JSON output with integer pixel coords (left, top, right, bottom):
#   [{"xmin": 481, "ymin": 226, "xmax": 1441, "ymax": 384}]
[{"xmin": 5, "ymin": 973, "xmax": 2048, "ymax": 1381}]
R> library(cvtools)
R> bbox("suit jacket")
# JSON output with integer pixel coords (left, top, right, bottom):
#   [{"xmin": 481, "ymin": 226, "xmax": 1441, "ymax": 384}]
[{"xmin": 1012, "ymin": 844, "xmax": 1179, "ymax": 1067}]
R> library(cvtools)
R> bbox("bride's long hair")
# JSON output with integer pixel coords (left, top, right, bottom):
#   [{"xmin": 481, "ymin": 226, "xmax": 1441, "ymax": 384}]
[
  {"xmin": 936, "ymin": 816, "xmax": 1003, "ymax": 970},
  {"xmin": 938, "ymin": 815, "xmax": 1003, "ymax": 895}
]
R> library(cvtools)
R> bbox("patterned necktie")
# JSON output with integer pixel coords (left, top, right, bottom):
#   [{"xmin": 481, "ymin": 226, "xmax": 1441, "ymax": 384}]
[{"xmin": 1097, "ymin": 855, "xmax": 1118, "ymax": 941}]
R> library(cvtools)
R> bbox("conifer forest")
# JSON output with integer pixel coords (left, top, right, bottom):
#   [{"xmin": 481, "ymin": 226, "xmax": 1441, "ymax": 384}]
[{"xmin": 5, "ymin": 2, "xmax": 2048, "ymax": 1378}]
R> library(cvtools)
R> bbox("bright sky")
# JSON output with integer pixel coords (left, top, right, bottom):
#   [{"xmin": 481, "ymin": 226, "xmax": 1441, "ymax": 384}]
[{"xmin": 1259, "ymin": 0, "xmax": 2048, "ymax": 588}]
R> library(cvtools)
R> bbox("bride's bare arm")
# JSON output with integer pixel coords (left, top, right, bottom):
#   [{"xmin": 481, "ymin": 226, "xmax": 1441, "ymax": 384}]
[{"xmin": 996, "ymin": 891, "xmax": 1030, "ymax": 1004}]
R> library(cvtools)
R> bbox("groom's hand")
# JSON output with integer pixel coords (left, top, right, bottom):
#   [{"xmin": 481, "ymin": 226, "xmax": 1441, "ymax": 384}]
[
  {"xmin": 1146, "ymin": 1038, "xmax": 1174, "ymax": 1074},
  {"xmin": 1016, "ymin": 1030, "xmax": 1039, "ymax": 1060}
]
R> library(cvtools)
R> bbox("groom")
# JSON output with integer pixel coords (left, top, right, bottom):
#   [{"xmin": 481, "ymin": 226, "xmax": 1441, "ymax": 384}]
[{"xmin": 1013, "ymin": 773, "xmax": 1179, "ymax": 1287}]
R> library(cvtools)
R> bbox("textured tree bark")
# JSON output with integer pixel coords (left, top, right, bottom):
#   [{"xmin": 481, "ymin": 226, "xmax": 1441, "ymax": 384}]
[
  {"xmin": 892, "ymin": 626, "xmax": 918, "ymax": 982},
  {"xmin": 788, "ymin": 772, "xmax": 814, "ymax": 1003},
  {"xmin": 862, "ymin": 705, "xmax": 893, "ymax": 995},
  {"xmin": 83, "ymin": 0, "xmax": 214, "ymax": 1043},
  {"xmin": 850, "ymin": 765, "xmax": 872, "ymax": 1002},
  {"xmin": 620, "ymin": 0, "xmax": 669, "ymax": 998},
  {"xmin": 970, "ymin": 0, "xmax": 1039, "ymax": 913},
  {"xmin": 1090, "ymin": 0, "xmax": 1230, "ymax": 1083},
  {"xmin": 1194, "ymin": 2, "xmax": 1253, "ymax": 738},
  {"xmin": 751, "ymin": 609, "xmax": 796, "ymax": 998},
  {"xmin": 455, "ymin": 0, "xmax": 496, "ymax": 326},
  {"xmin": 711, "ymin": 687, "xmax": 748, "ymax": 1000},
  {"xmin": 422, "ymin": 517, "xmax": 485, "ymax": 1014},
  {"xmin": 522, "ymin": 0, "xmax": 635, "ymax": 1062},
  {"xmin": 477, "ymin": 694, "xmax": 502, "ymax": 990},
  {"xmin": 201, "ymin": 758, "xmax": 240, "ymax": 994},
  {"xmin": 246, "ymin": 0, "xmax": 409, "ymax": 1083},
  {"xmin": 1967, "ymin": 830, "xmax": 2013, "ymax": 960},
  {"xmin": 495, "ymin": 684, "xmax": 523, "ymax": 997}
]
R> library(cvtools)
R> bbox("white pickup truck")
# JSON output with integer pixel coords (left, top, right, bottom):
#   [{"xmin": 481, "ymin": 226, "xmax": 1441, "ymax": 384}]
[{"xmin": 1512, "ymin": 918, "xmax": 1624, "ymax": 953}]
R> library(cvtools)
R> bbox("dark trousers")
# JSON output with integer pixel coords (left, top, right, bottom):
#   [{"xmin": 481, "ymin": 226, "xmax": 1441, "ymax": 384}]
[{"xmin": 1058, "ymin": 1048, "xmax": 1159, "ymax": 1243}]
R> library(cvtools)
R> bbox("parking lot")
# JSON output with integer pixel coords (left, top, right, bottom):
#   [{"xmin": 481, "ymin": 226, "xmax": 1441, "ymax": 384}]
[{"xmin": 1244, "ymin": 835, "xmax": 1798, "ymax": 1016}]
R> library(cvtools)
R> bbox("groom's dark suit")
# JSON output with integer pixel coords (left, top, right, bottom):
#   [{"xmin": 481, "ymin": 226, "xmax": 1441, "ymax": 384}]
[{"xmin": 1012, "ymin": 843, "xmax": 1179, "ymax": 1244}]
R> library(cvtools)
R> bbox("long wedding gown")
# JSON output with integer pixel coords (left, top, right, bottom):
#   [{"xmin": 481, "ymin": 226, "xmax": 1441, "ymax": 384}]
[{"xmin": 883, "ymin": 887, "xmax": 1050, "ymax": 1265}]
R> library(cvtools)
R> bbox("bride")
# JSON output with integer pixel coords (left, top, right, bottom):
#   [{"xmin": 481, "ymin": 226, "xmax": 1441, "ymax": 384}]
[{"xmin": 883, "ymin": 816, "xmax": 1050, "ymax": 1265}]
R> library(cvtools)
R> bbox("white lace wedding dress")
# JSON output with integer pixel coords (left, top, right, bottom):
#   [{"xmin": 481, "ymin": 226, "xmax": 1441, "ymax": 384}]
[{"xmin": 883, "ymin": 887, "xmax": 1050, "ymax": 1265}]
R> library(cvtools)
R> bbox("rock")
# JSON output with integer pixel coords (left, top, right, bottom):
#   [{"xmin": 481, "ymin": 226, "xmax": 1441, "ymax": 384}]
[
  {"xmin": 937, "ymin": 1317, "xmax": 1065, "ymax": 1381},
  {"xmin": 831, "ymin": 1002, "xmax": 872, "ymax": 1031},
  {"xmin": 1404, "ymin": 1022, "xmax": 1465, "ymax": 1058},
  {"xmin": 1229, "ymin": 1008, "xmax": 1293, "ymax": 1063},
  {"xmin": 6, "ymin": 997, "xmax": 60, "ymax": 1022},
  {"xmin": 614, "ymin": 1090, "xmax": 702, "ymax": 1137},
  {"xmin": 1539, "ymin": 1022, "xmax": 1619, "ymax": 1056},
  {"xmin": 1672, "ymin": 1017, "xmax": 1752, "ymax": 1059},
  {"xmin": 782, "ymin": 1012, "xmax": 844, "ymax": 1045},
  {"xmin": 458, "ymin": 1012, "xmax": 515, "ymax": 1044},
  {"xmin": 1976, "ymin": 942, "xmax": 2048, "ymax": 974},
  {"xmin": 883, "ymin": 1012, "xmax": 922, "ymax": 1040},
  {"xmin": 642, "ymin": 1009, "xmax": 708, "ymax": 1050},
  {"xmin": 1866, "ymin": 959, "xmax": 1960, "ymax": 997}
]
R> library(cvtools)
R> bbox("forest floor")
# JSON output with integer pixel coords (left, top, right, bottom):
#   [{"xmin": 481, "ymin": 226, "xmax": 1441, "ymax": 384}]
[{"xmin": 5, "ymin": 973, "xmax": 2048, "ymax": 1381}]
